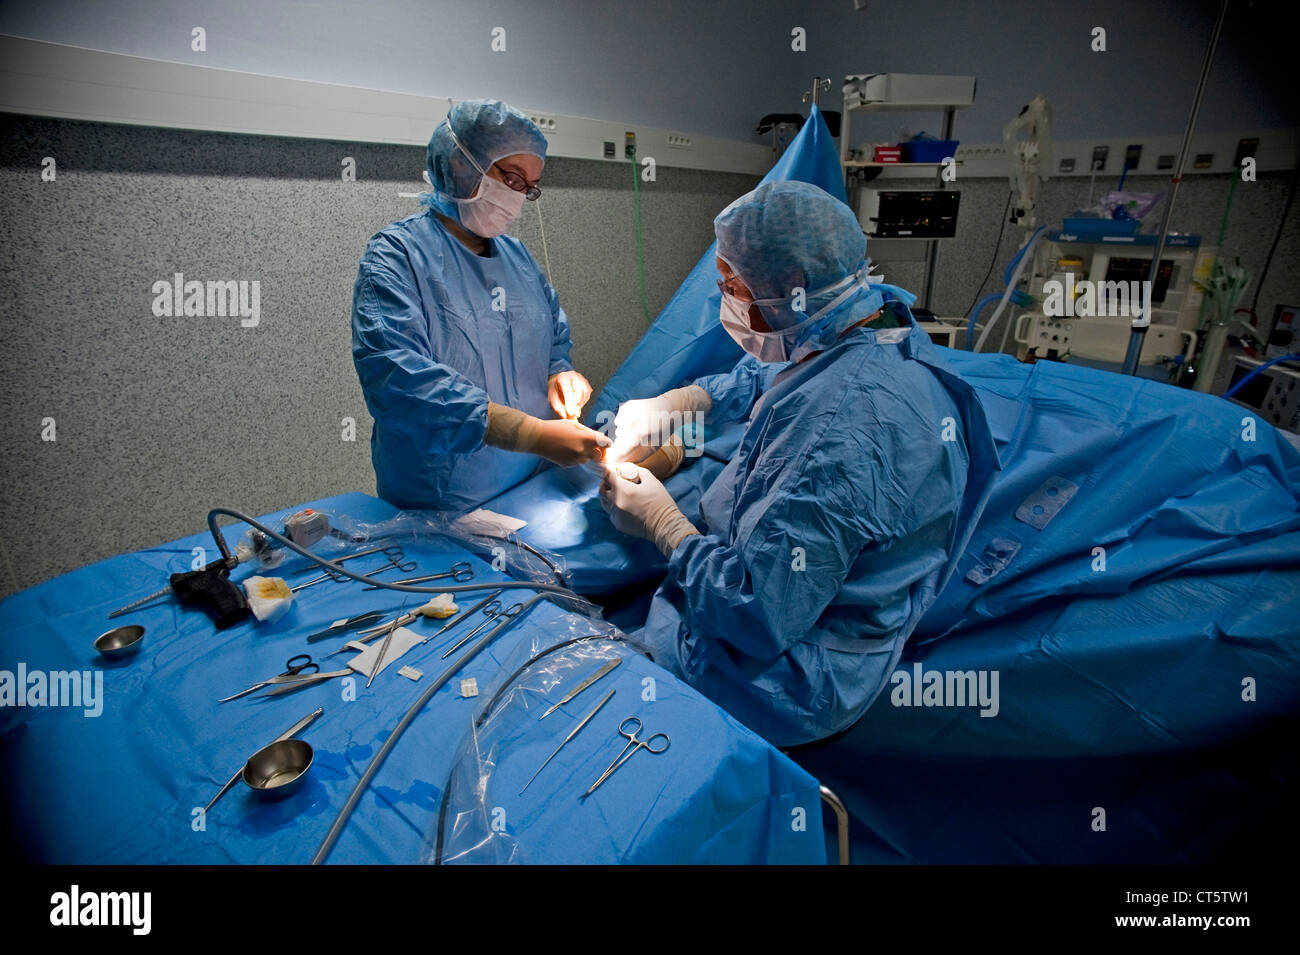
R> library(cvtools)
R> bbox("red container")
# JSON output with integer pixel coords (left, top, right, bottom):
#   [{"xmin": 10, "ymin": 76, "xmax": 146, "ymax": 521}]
[{"xmin": 872, "ymin": 145, "xmax": 902, "ymax": 163}]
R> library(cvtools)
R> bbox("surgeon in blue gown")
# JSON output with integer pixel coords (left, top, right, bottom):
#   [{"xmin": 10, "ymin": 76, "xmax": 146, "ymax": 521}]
[
  {"xmin": 352, "ymin": 99, "xmax": 609, "ymax": 514},
  {"xmin": 600, "ymin": 181, "xmax": 1001, "ymax": 747}
]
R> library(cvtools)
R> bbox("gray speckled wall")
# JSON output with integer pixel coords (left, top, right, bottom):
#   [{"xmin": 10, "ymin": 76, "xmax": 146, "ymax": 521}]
[
  {"xmin": 0, "ymin": 115, "xmax": 760, "ymax": 596},
  {"xmin": 2, "ymin": 114, "xmax": 1296, "ymax": 597}
]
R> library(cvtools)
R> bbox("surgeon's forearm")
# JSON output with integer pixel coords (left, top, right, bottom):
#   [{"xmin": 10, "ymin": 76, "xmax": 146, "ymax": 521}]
[
  {"xmin": 483, "ymin": 401, "xmax": 542, "ymax": 453},
  {"xmin": 656, "ymin": 522, "xmax": 699, "ymax": 558},
  {"xmin": 354, "ymin": 350, "xmax": 491, "ymax": 455}
]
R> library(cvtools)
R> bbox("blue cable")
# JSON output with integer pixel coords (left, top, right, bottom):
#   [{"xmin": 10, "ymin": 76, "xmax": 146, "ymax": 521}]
[
  {"xmin": 1223, "ymin": 353, "xmax": 1300, "ymax": 399},
  {"xmin": 965, "ymin": 293, "xmax": 1002, "ymax": 350}
]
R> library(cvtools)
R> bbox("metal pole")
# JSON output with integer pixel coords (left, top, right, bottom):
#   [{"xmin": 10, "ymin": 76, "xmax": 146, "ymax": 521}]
[
  {"xmin": 1121, "ymin": 0, "xmax": 1229, "ymax": 376},
  {"xmin": 820, "ymin": 785, "xmax": 851, "ymax": 865},
  {"xmin": 922, "ymin": 106, "xmax": 956, "ymax": 310}
]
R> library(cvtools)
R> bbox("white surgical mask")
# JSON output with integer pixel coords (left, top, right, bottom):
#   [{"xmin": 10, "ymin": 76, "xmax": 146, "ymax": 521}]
[
  {"xmin": 445, "ymin": 122, "xmax": 529, "ymax": 238},
  {"xmin": 720, "ymin": 293, "xmax": 800, "ymax": 362},
  {"xmin": 456, "ymin": 173, "xmax": 526, "ymax": 238},
  {"xmin": 719, "ymin": 268, "xmax": 876, "ymax": 363}
]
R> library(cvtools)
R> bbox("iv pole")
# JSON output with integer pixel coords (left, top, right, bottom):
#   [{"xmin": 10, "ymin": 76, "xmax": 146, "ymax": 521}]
[
  {"xmin": 803, "ymin": 77, "xmax": 831, "ymax": 109},
  {"xmin": 1121, "ymin": 0, "xmax": 1229, "ymax": 376}
]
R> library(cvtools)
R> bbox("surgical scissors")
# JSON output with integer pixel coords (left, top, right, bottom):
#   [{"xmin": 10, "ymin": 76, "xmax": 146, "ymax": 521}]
[
  {"xmin": 582, "ymin": 717, "xmax": 670, "ymax": 798},
  {"xmin": 440, "ymin": 601, "xmax": 523, "ymax": 659},
  {"xmin": 362, "ymin": 561, "xmax": 473, "ymax": 590},
  {"xmin": 219, "ymin": 654, "xmax": 321, "ymax": 703},
  {"xmin": 290, "ymin": 546, "xmax": 407, "ymax": 592}
]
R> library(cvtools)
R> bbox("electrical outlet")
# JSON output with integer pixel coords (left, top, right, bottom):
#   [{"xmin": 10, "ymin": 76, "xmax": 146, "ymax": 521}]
[
  {"xmin": 1124, "ymin": 143, "xmax": 1142, "ymax": 171},
  {"xmin": 624, "ymin": 131, "xmax": 636, "ymax": 159},
  {"xmin": 1194, "ymin": 153, "xmax": 1214, "ymax": 169},
  {"xmin": 1234, "ymin": 138, "xmax": 1259, "ymax": 166},
  {"xmin": 1059, "ymin": 157, "xmax": 1076, "ymax": 173},
  {"xmin": 603, "ymin": 141, "xmax": 615, "ymax": 158},
  {"xmin": 1091, "ymin": 146, "xmax": 1109, "ymax": 172},
  {"xmin": 958, "ymin": 144, "xmax": 1007, "ymax": 158},
  {"xmin": 667, "ymin": 133, "xmax": 692, "ymax": 148},
  {"xmin": 529, "ymin": 115, "xmax": 557, "ymax": 132},
  {"xmin": 1157, "ymin": 154, "xmax": 1175, "ymax": 170}
]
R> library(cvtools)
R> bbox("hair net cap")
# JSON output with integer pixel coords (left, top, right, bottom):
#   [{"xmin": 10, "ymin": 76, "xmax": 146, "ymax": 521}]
[
  {"xmin": 714, "ymin": 180, "xmax": 867, "ymax": 307},
  {"xmin": 425, "ymin": 99, "xmax": 548, "ymax": 214}
]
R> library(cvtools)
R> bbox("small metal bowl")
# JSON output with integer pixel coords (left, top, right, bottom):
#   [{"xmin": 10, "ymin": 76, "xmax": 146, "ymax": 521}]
[
  {"xmin": 95, "ymin": 624, "xmax": 145, "ymax": 659},
  {"xmin": 242, "ymin": 739, "xmax": 314, "ymax": 799}
]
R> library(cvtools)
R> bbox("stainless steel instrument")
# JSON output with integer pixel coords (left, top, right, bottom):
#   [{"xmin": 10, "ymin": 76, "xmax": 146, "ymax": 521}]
[
  {"xmin": 582, "ymin": 716, "xmax": 670, "ymax": 798},
  {"xmin": 520, "ymin": 688, "xmax": 615, "ymax": 795},
  {"xmin": 204, "ymin": 707, "xmax": 322, "ymax": 812},
  {"xmin": 540, "ymin": 658, "xmax": 621, "ymax": 719}
]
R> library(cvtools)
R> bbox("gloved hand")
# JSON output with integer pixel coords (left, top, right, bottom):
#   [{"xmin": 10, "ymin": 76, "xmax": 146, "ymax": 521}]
[
  {"xmin": 610, "ymin": 385, "xmax": 711, "ymax": 463},
  {"xmin": 599, "ymin": 462, "xmax": 700, "ymax": 557},
  {"xmin": 547, "ymin": 371, "xmax": 592, "ymax": 420},
  {"xmin": 485, "ymin": 402, "xmax": 610, "ymax": 466}
]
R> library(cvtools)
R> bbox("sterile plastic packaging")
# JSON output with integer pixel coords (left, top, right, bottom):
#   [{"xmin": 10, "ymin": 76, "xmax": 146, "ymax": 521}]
[
  {"xmin": 1097, "ymin": 190, "xmax": 1164, "ymax": 221},
  {"xmin": 311, "ymin": 508, "xmax": 578, "ymax": 597},
  {"xmin": 421, "ymin": 625, "xmax": 646, "ymax": 864}
]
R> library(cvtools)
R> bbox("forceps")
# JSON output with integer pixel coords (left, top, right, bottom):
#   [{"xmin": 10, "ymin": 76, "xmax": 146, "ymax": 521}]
[
  {"xmin": 290, "ymin": 568, "xmax": 345, "ymax": 593},
  {"xmin": 360, "ymin": 554, "xmax": 418, "ymax": 580},
  {"xmin": 219, "ymin": 654, "xmax": 321, "ymax": 703},
  {"xmin": 362, "ymin": 561, "xmax": 473, "ymax": 590},
  {"xmin": 306, "ymin": 610, "xmax": 389, "ymax": 643},
  {"xmin": 440, "ymin": 601, "xmax": 523, "ymax": 659},
  {"xmin": 582, "ymin": 717, "xmax": 670, "ymax": 798},
  {"xmin": 260, "ymin": 664, "xmax": 357, "ymax": 697},
  {"xmin": 334, "ymin": 588, "xmax": 506, "ymax": 658}
]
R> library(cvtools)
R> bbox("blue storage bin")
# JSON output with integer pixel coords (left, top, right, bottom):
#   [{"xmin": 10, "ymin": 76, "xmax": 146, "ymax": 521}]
[{"xmin": 900, "ymin": 139, "xmax": 960, "ymax": 163}]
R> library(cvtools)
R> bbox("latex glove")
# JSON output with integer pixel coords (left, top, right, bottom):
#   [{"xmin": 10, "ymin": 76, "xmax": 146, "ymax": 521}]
[
  {"xmin": 599, "ymin": 462, "xmax": 700, "ymax": 557},
  {"xmin": 548, "ymin": 371, "xmax": 592, "ymax": 420},
  {"xmin": 609, "ymin": 385, "xmax": 711, "ymax": 463},
  {"xmin": 631, "ymin": 432, "xmax": 686, "ymax": 480},
  {"xmin": 485, "ymin": 402, "xmax": 610, "ymax": 466}
]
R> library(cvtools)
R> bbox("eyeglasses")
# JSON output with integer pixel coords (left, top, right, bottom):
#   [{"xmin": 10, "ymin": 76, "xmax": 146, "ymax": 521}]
[
  {"xmin": 446, "ymin": 123, "xmax": 541, "ymax": 200},
  {"xmin": 716, "ymin": 278, "xmax": 753, "ymax": 301},
  {"xmin": 493, "ymin": 164, "xmax": 542, "ymax": 201}
]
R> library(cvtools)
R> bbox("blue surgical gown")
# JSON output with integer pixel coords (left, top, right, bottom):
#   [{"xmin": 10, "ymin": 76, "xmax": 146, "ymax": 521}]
[
  {"xmin": 639, "ymin": 320, "xmax": 1001, "ymax": 747},
  {"xmin": 351, "ymin": 209, "xmax": 574, "ymax": 512},
  {"xmin": 695, "ymin": 353, "xmax": 784, "ymax": 425}
]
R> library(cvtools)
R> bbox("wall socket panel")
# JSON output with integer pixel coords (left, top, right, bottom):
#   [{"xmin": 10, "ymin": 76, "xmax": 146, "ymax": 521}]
[{"xmin": 900, "ymin": 130, "xmax": 1300, "ymax": 181}]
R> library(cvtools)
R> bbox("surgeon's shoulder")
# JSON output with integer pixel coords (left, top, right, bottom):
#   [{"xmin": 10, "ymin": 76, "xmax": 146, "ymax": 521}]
[
  {"xmin": 821, "ymin": 342, "xmax": 947, "ymax": 443},
  {"xmin": 358, "ymin": 209, "xmax": 441, "ymax": 269}
]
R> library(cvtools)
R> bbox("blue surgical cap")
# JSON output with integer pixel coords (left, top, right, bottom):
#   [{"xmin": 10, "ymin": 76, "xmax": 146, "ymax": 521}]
[
  {"xmin": 424, "ymin": 99, "xmax": 548, "ymax": 219},
  {"xmin": 714, "ymin": 180, "xmax": 867, "ymax": 305}
]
